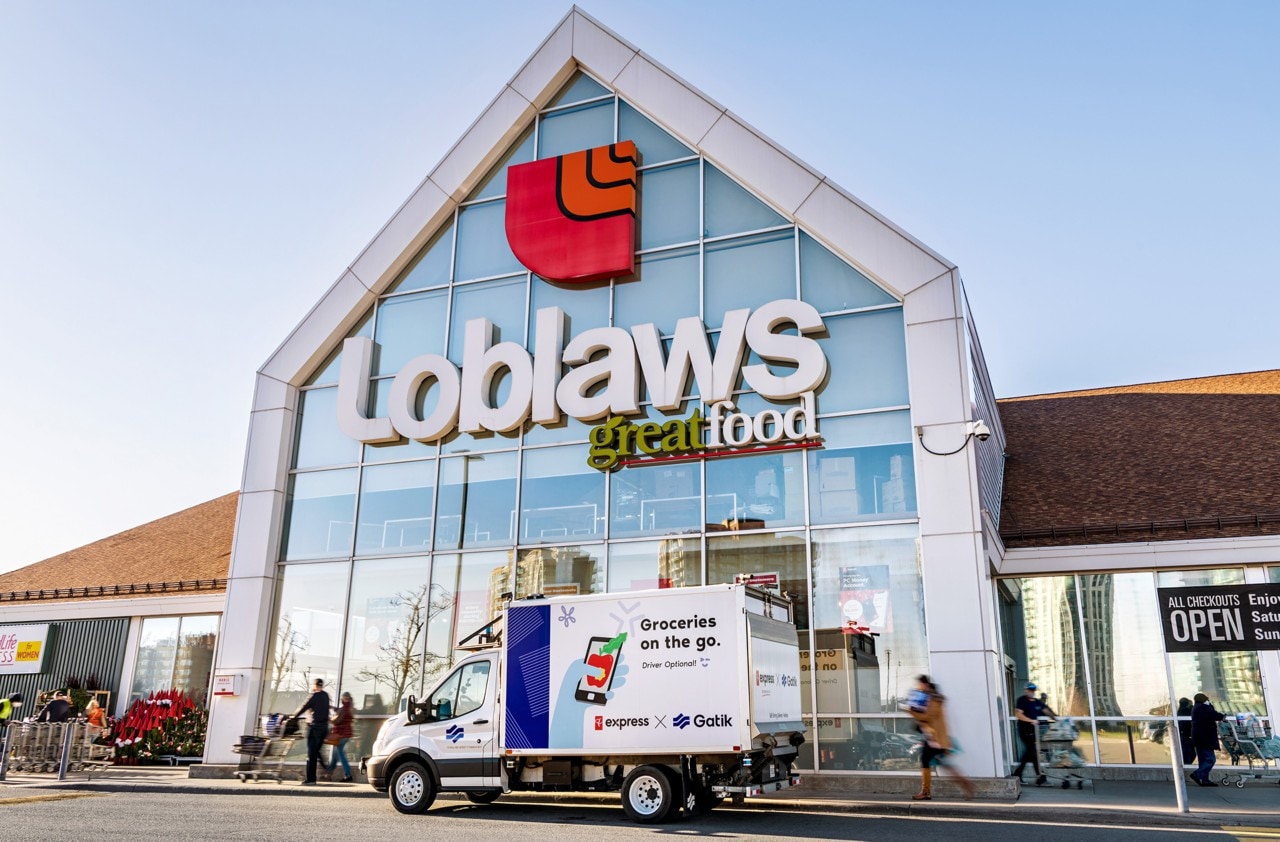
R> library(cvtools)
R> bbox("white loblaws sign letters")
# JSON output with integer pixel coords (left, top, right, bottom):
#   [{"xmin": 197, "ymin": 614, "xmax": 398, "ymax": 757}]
[{"xmin": 336, "ymin": 298, "xmax": 828, "ymax": 444}]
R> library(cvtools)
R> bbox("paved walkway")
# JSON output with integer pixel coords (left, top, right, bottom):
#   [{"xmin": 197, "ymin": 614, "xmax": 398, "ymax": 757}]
[{"xmin": 1, "ymin": 766, "xmax": 1276, "ymax": 829}]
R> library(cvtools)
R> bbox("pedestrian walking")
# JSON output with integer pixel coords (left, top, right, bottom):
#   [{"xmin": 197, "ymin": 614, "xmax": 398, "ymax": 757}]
[
  {"xmin": 36, "ymin": 690, "xmax": 71, "ymax": 723},
  {"xmin": 292, "ymin": 678, "xmax": 331, "ymax": 785},
  {"xmin": 905, "ymin": 675, "xmax": 976, "ymax": 800},
  {"xmin": 1189, "ymin": 692, "xmax": 1225, "ymax": 786},
  {"xmin": 1176, "ymin": 697, "xmax": 1195, "ymax": 766},
  {"xmin": 1012, "ymin": 682, "xmax": 1053, "ymax": 784},
  {"xmin": 326, "ymin": 691, "xmax": 355, "ymax": 782}
]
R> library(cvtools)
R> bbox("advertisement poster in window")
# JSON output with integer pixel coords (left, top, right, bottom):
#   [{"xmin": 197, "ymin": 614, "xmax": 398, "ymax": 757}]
[{"xmin": 839, "ymin": 566, "xmax": 891, "ymax": 633}]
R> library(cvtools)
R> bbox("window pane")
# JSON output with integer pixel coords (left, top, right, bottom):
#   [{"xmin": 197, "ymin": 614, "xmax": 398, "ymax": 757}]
[
  {"xmin": 1095, "ymin": 720, "xmax": 1171, "ymax": 765},
  {"xmin": 704, "ymin": 230, "xmax": 795, "ymax": 329},
  {"xmin": 1003, "ymin": 576, "xmax": 1090, "ymax": 718},
  {"xmin": 374, "ymin": 289, "xmax": 449, "ymax": 376},
  {"xmin": 704, "ymin": 164, "xmax": 785, "ymax": 238},
  {"xmin": 427, "ymin": 551, "xmax": 510, "ymax": 669},
  {"xmin": 262, "ymin": 561, "xmax": 349, "ymax": 713},
  {"xmin": 1158, "ymin": 568, "xmax": 1265, "ymax": 714},
  {"xmin": 385, "ymin": 222, "xmax": 454, "ymax": 294},
  {"xmin": 306, "ymin": 311, "xmax": 372, "ymax": 387},
  {"xmin": 173, "ymin": 615, "xmax": 219, "ymax": 707},
  {"xmin": 455, "ymin": 201, "xmax": 522, "ymax": 281},
  {"xmin": 355, "ymin": 460, "xmax": 436, "ymax": 555},
  {"xmin": 434, "ymin": 451, "xmax": 517, "ymax": 549},
  {"xmin": 339, "ymin": 556, "xmax": 432, "ymax": 714},
  {"xmin": 814, "ymin": 716, "xmax": 922, "ymax": 772},
  {"xmin": 1271, "ymin": 568, "xmax": 1280, "ymax": 584},
  {"xmin": 520, "ymin": 446, "xmax": 604, "ymax": 543},
  {"xmin": 705, "ymin": 450, "xmax": 804, "ymax": 529},
  {"xmin": 516, "ymin": 545, "xmax": 603, "ymax": 598},
  {"xmin": 547, "ymin": 73, "xmax": 609, "ymax": 108},
  {"xmin": 1008, "ymin": 718, "xmax": 1096, "ymax": 765},
  {"xmin": 1079, "ymin": 573, "xmax": 1167, "ymax": 717},
  {"xmin": 810, "ymin": 524, "xmax": 926, "ymax": 712},
  {"xmin": 523, "ymin": 414, "xmax": 592, "ymax": 445},
  {"xmin": 809, "ymin": 413, "xmax": 916, "ymax": 523},
  {"xmin": 529, "ymin": 272, "xmax": 610, "ymax": 344},
  {"xmin": 616, "ymin": 245, "xmax": 698, "ymax": 334},
  {"xmin": 816, "ymin": 310, "xmax": 909, "ymax": 412},
  {"xmin": 538, "ymin": 100, "xmax": 613, "ymax": 158},
  {"xmin": 800, "ymin": 232, "xmax": 895, "ymax": 312},
  {"xmin": 638, "ymin": 162, "xmax": 699, "ymax": 249},
  {"xmin": 708, "ymin": 531, "xmax": 809, "ymax": 630},
  {"xmin": 294, "ymin": 387, "xmax": 360, "ymax": 470},
  {"xmin": 468, "ymin": 128, "xmax": 535, "ymax": 201},
  {"xmin": 611, "ymin": 460, "xmax": 702, "ymax": 538},
  {"xmin": 282, "ymin": 469, "xmax": 358, "ymax": 560},
  {"xmin": 130, "ymin": 617, "xmax": 179, "ymax": 704},
  {"xmin": 607, "ymin": 537, "xmax": 702, "ymax": 592},
  {"xmin": 448, "ymin": 276, "xmax": 527, "ymax": 364},
  {"xmin": 620, "ymin": 102, "xmax": 691, "ymax": 165}
]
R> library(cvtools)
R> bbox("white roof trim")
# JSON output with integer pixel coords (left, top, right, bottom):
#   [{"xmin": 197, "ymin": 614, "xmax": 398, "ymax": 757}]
[{"xmin": 259, "ymin": 5, "xmax": 957, "ymax": 385}]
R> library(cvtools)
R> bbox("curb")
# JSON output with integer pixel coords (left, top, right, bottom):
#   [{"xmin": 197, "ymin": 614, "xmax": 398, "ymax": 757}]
[{"xmin": 28, "ymin": 782, "xmax": 1280, "ymax": 828}]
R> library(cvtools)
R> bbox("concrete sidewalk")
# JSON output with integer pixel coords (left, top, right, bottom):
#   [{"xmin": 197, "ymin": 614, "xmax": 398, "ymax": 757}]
[{"xmin": 1, "ymin": 766, "xmax": 1277, "ymax": 829}]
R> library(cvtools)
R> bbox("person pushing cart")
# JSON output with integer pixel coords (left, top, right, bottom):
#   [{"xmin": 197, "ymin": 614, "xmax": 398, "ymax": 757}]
[{"xmin": 1012, "ymin": 682, "xmax": 1054, "ymax": 785}]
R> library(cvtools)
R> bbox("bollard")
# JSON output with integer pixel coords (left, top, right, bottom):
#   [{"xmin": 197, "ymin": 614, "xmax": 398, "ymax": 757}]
[
  {"xmin": 57, "ymin": 723, "xmax": 73, "ymax": 781},
  {"xmin": 0, "ymin": 725, "xmax": 12, "ymax": 781}
]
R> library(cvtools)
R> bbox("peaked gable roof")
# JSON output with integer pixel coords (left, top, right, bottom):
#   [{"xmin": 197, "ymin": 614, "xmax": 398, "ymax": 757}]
[
  {"xmin": 257, "ymin": 6, "xmax": 955, "ymax": 389},
  {"xmin": 998, "ymin": 370, "xmax": 1280, "ymax": 547},
  {"xmin": 0, "ymin": 493, "xmax": 236, "ymax": 602}
]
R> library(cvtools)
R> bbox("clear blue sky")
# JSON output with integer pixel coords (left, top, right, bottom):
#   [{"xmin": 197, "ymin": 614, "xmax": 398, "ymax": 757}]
[{"xmin": 1, "ymin": 1, "xmax": 1275, "ymax": 573}]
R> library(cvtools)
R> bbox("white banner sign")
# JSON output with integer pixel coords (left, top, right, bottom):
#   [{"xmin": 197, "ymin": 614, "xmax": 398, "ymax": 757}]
[{"xmin": 0, "ymin": 624, "xmax": 51, "ymax": 675}]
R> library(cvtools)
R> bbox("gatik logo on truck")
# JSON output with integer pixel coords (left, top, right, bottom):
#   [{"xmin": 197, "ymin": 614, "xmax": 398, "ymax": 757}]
[
  {"xmin": 444, "ymin": 724, "xmax": 464, "ymax": 743},
  {"xmin": 505, "ymin": 141, "xmax": 638, "ymax": 284},
  {"xmin": 755, "ymin": 671, "xmax": 798, "ymax": 687},
  {"xmin": 672, "ymin": 712, "xmax": 732, "ymax": 729}
]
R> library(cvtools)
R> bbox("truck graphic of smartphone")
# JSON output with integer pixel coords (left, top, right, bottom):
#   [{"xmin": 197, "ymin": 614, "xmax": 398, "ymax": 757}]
[{"xmin": 575, "ymin": 633, "xmax": 626, "ymax": 705}]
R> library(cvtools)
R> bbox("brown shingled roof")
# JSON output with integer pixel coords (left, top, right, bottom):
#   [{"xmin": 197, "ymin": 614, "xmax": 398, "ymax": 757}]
[
  {"xmin": 997, "ymin": 371, "xmax": 1280, "ymax": 548},
  {"xmin": 0, "ymin": 493, "xmax": 237, "ymax": 602}
]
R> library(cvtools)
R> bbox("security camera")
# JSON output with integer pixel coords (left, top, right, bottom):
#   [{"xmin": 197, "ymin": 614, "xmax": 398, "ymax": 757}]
[{"xmin": 970, "ymin": 421, "xmax": 992, "ymax": 442}]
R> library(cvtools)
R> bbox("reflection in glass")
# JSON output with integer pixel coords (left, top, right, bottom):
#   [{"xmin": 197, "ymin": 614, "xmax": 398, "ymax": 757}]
[
  {"xmin": 808, "ymin": 413, "xmax": 916, "ymax": 523},
  {"xmin": 520, "ymin": 446, "xmax": 604, "ymax": 543},
  {"xmin": 130, "ymin": 617, "xmax": 179, "ymax": 704},
  {"xmin": 705, "ymin": 450, "xmax": 804, "ymax": 529},
  {"xmin": 339, "ymin": 557, "xmax": 434, "ymax": 715},
  {"xmin": 810, "ymin": 524, "xmax": 925, "ymax": 712},
  {"xmin": 1095, "ymin": 720, "xmax": 1172, "ymax": 765},
  {"xmin": 355, "ymin": 460, "xmax": 436, "ymax": 555},
  {"xmin": 611, "ymin": 461, "xmax": 702, "ymax": 538},
  {"xmin": 427, "ymin": 551, "xmax": 511, "ymax": 671},
  {"xmin": 262, "ymin": 561, "xmax": 349, "ymax": 713},
  {"xmin": 616, "ymin": 246, "xmax": 699, "ymax": 335},
  {"xmin": 814, "ymin": 717, "xmax": 924, "ymax": 772},
  {"xmin": 516, "ymin": 545, "xmax": 603, "ymax": 598},
  {"xmin": 434, "ymin": 451, "xmax": 516, "ymax": 549},
  {"xmin": 282, "ymin": 469, "xmax": 358, "ymax": 560},
  {"xmin": 704, "ymin": 230, "xmax": 796, "ymax": 329},
  {"xmin": 294, "ymin": 387, "xmax": 360, "ymax": 470},
  {"xmin": 374, "ymin": 289, "xmax": 449, "ymax": 376},
  {"xmin": 172, "ymin": 615, "xmax": 219, "ymax": 707},
  {"xmin": 816, "ymin": 310, "xmax": 909, "ymax": 413},
  {"xmin": 448, "ymin": 276, "xmax": 528, "ymax": 364},
  {"xmin": 638, "ymin": 162, "xmax": 699, "ymax": 249},
  {"xmin": 708, "ymin": 531, "xmax": 808, "ymax": 630},
  {"xmin": 607, "ymin": 538, "xmax": 702, "ymax": 592},
  {"xmin": 1080, "ymin": 573, "xmax": 1166, "ymax": 717},
  {"xmin": 538, "ymin": 100, "xmax": 613, "ymax": 158},
  {"xmin": 455, "ymin": 202, "xmax": 522, "ymax": 281}
]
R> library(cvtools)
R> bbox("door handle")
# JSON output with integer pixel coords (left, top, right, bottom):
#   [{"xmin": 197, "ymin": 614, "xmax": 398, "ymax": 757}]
[{"xmin": 472, "ymin": 719, "xmax": 489, "ymax": 725}]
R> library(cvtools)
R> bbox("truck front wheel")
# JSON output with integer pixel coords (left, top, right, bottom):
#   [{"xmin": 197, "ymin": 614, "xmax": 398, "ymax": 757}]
[
  {"xmin": 622, "ymin": 765, "xmax": 676, "ymax": 823},
  {"xmin": 389, "ymin": 760, "xmax": 437, "ymax": 814}
]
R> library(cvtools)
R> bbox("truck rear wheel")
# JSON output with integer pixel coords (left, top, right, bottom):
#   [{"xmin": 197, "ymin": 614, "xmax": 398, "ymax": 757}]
[
  {"xmin": 389, "ymin": 760, "xmax": 437, "ymax": 814},
  {"xmin": 622, "ymin": 765, "xmax": 676, "ymax": 823}
]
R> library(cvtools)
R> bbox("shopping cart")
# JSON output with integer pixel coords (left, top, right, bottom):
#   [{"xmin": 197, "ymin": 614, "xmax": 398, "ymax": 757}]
[
  {"xmin": 1215, "ymin": 715, "xmax": 1280, "ymax": 788},
  {"xmin": 3, "ymin": 721, "xmax": 111, "ymax": 774},
  {"xmin": 1035, "ymin": 718, "xmax": 1086, "ymax": 789},
  {"xmin": 233, "ymin": 714, "xmax": 301, "ymax": 783}
]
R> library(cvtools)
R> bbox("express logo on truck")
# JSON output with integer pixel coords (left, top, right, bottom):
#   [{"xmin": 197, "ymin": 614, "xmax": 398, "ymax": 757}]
[
  {"xmin": 594, "ymin": 715, "xmax": 650, "ymax": 731},
  {"xmin": 505, "ymin": 140, "xmax": 638, "ymax": 284},
  {"xmin": 755, "ymin": 671, "xmax": 798, "ymax": 687}
]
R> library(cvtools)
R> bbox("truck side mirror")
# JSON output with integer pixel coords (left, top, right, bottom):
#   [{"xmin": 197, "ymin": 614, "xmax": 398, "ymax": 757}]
[{"xmin": 436, "ymin": 699, "xmax": 452, "ymax": 720}]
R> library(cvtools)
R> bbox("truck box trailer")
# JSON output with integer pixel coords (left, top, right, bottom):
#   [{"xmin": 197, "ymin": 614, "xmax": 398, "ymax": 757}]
[{"xmin": 363, "ymin": 583, "xmax": 804, "ymax": 822}]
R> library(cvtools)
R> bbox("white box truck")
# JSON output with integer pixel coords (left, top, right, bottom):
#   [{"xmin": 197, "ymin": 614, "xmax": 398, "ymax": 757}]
[{"xmin": 363, "ymin": 583, "xmax": 804, "ymax": 822}]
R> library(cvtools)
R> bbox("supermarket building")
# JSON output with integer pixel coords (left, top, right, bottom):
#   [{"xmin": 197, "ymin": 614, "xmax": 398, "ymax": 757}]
[{"xmin": 202, "ymin": 9, "xmax": 1280, "ymax": 782}]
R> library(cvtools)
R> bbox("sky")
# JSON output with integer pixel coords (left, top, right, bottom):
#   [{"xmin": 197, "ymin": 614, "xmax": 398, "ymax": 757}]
[{"xmin": 1, "ymin": 1, "xmax": 1276, "ymax": 574}]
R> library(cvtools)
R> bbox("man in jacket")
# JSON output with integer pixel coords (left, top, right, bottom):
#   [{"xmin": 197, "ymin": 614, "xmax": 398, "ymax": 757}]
[
  {"xmin": 1189, "ymin": 692, "xmax": 1226, "ymax": 786},
  {"xmin": 36, "ymin": 691, "xmax": 71, "ymax": 723},
  {"xmin": 1012, "ymin": 682, "xmax": 1053, "ymax": 784},
  {"xmin": 292, "ymin": 678, "xmax": 331, "ymax": 785}
]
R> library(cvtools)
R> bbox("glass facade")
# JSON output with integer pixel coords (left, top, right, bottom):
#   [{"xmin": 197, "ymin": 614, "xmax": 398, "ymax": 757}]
[
  {"xmin": 999, "ymin": 569, "xmax": 1268, "ymax": 768},
  {"xmin": 265, "ymin": 72, "xmax": 921, "ymax": 771},
  {"xmin": 130, "ymin": 614, "xmax": 219, "ymax": 706}
]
